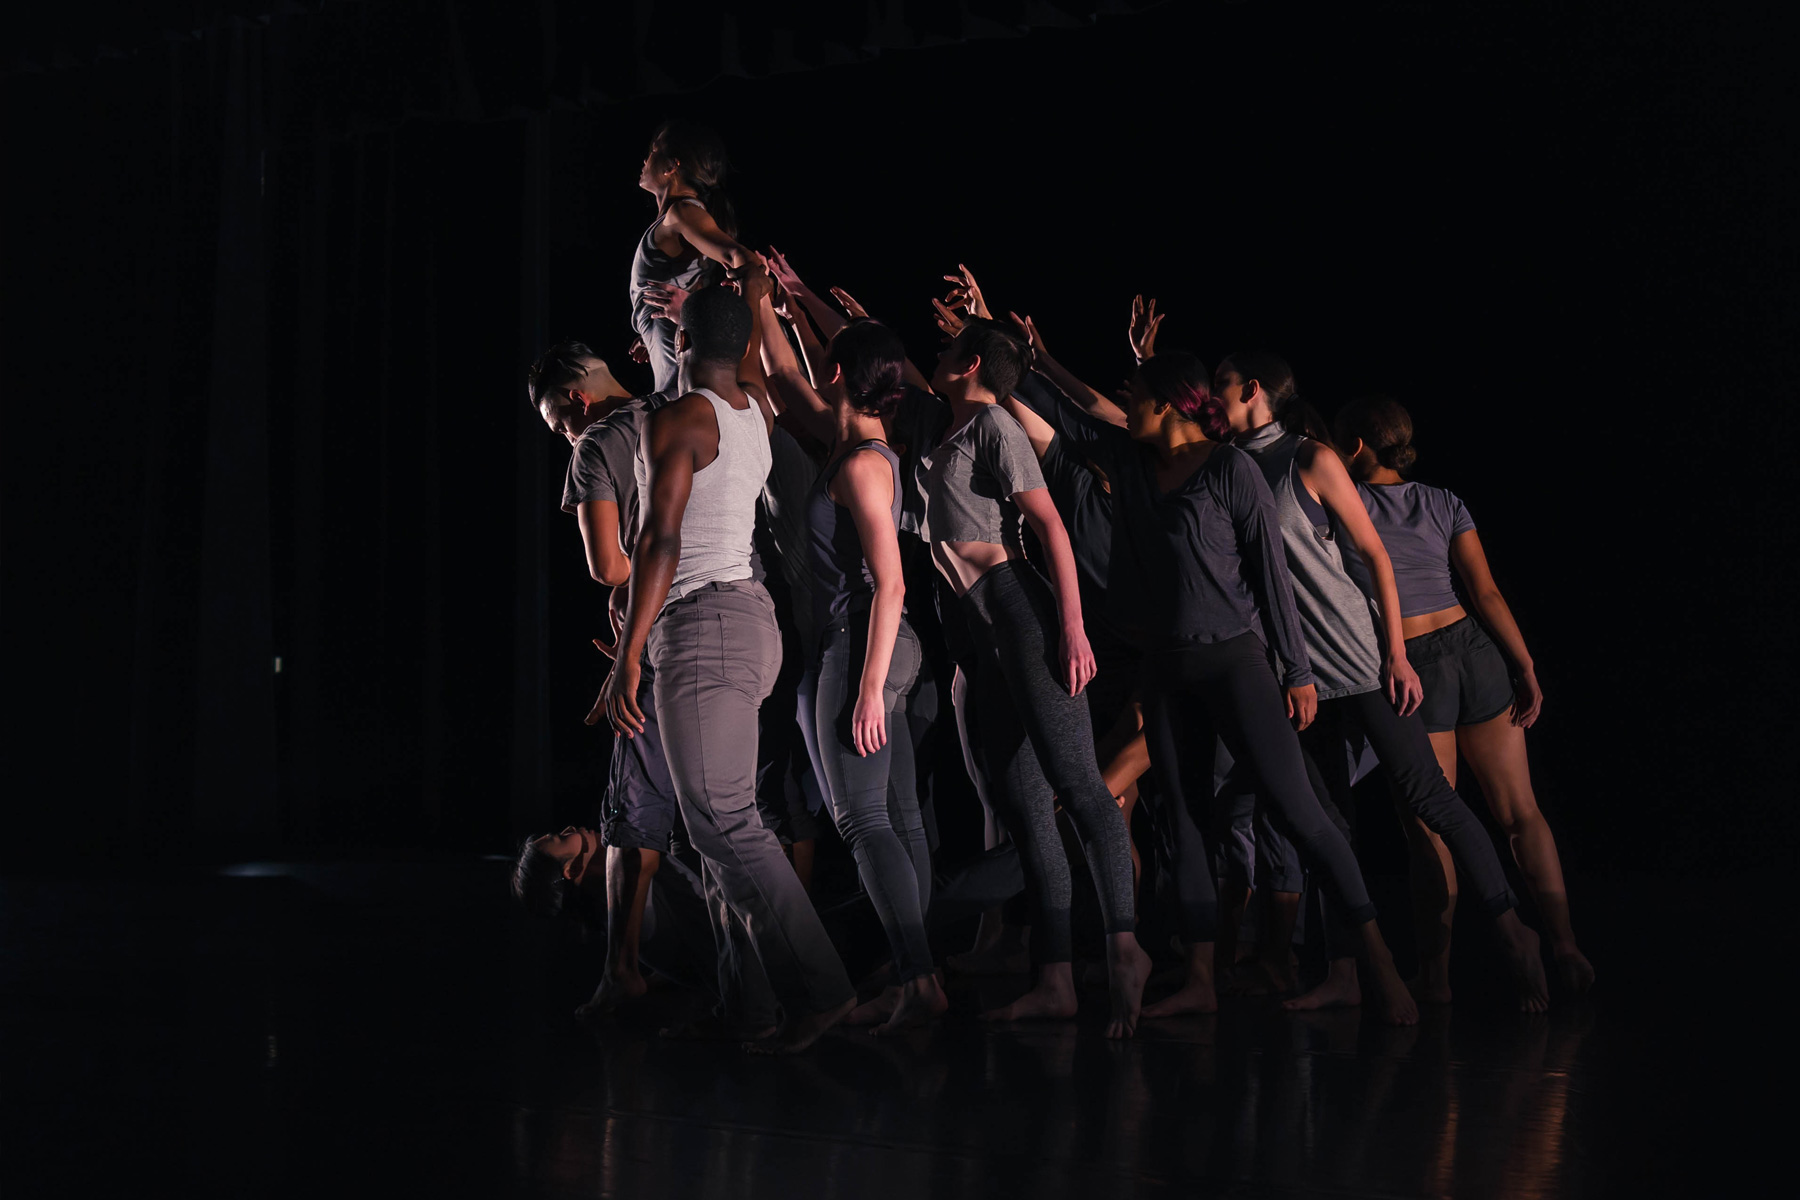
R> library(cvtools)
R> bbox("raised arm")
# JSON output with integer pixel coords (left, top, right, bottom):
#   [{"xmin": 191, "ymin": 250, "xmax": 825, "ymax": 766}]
[
  {"xmin": 1298, "ymin": 441, "xmax": 1423, "ymax": 716},
  {"xmin": 1009, "ymin": 312, "xmax": 1129, "ymax": 429},
  {"xmin": 1449, "ymin": 530, "xmax": 1543, "ymax": 727},
  {"xmin": 1015, "ymin": 486, "xmax": 1097, "ymax": 697},
  {"xmin": 752, "ymin": 285, "xmax": 836, "ymax": 445},
  {"xmin": 998, "ymin": 395, "xmax": 1057, "ymax": 460},
  {"xmin": 588, "ymin": 398, "xmax": 711, "ymax": 735},
  {"xmin": 766, "ymin": 245, "xmax": 848, "ymax": 343},
  {"xmin": 837, "ymin": 451, "xmax": 907, "ymax": 756}
]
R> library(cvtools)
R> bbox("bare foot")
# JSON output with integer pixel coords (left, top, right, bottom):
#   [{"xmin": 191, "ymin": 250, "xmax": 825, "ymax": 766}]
[
  {"xmin": 1555, "ymin": 949, "xmax": 1595, "ymax": 996},
  {"xmin": 847, "ymin": 986, "xmax": 901, "ymax": 1026},
  {"xmin": 1141, "ymin": 975, "xmax": 1218, "ymax": 1018},
  {"xmin": 1220, "ymin": 954, "xmax": 1297, "ymax": 998},
  {"xmin": 745, "ymin": 998, "xmax": 857, "ymax": 1055},
  {"xmin": 1105, "ymin": 937, "xmax": 1155, "ymax": 1039},
  {"xmin": 660, "ymin": 1013, "xmax": 778, "ymax": 1042},
  {"xmin": 1367, "ymin": 959, "xmax": 1420, "ymax": 1026},
  {"xmin": 874, "ymin": 976, "xmax": 949, "ymax": 1035},
  {"xmin": 981, "ymin": 969, "xmax": 1078, "ymax": 1022},
  {"xmin": 1497, "ymin": 922, "xmax": 1550, "ymax": 1013},
  {"xmin": 1282, "ymin": 959, "xmax": 1361, "ymax": 1012},
  {"xmin": 575, "ymin": 970, "xmax": 649, "ymax": 1022}
]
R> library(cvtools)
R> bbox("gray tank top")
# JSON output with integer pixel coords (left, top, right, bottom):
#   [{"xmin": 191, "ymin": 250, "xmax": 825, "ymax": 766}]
[
  {"xmin": 628, "ymin": 197, "xmax": 723, "ymax": 333},
  {"xmin": 1235, "ymin": 423, "xmax": 1383, "ymax": 699},
  {"xmin": 807, "ymin": 440, "xmax": 903, "ymax": 630},
  {"xmin": 636, "ymin": 387, "xmax": 772, "ymax": 602}
]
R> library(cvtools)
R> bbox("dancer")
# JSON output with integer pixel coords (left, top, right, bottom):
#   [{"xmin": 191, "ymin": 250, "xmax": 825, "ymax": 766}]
[
  {"xmin": 629, "ymin": 120, "xmax": 761, "ymax": 393},
  {"xmin": 918, "ymin": 317, "xmax": 1151, "ymax": 1039},
  {"xmin": 591, "ymin": 284, "xmax": 856, "ymax": 1053},
  {"xmin": 1334, "ymin": 397, "xmax": 1595, "ymax": 997},
  {"xmin": 1214, "ymin": 351, "xmax": 1549, "ymax": 1012},
  {"xmin": 527, "ymin": 341, "xmax": 680, "ymax": 1018},
  {"xmin": 1008, "ymin": 326, "xmax": 1417, "ymax": 1025},
  {"xmin": 757, "ymin": 310, "xmax": 947, "ymax": 1032}
]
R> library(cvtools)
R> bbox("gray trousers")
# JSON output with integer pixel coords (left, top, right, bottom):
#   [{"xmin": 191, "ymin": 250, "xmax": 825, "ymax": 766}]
[{"xmin": 648, "ymin": 580, "xmax": 854, "ymax": 1021}]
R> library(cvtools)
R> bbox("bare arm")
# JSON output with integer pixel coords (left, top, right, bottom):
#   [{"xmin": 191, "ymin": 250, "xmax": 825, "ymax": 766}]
[
  {"xmin": 1010, "ymin": 313, "xmax": 1129, "ymax": 428},
  {"xmin": 1449, "ymin": 529, "xmax": 1543, "ymax": 727},
  {"xmin": 1298, "ymin": 441, "xmax": 1423, "ymax": 716},
  {"xmin": 998, "ymin": 395, "xmax": 1057, "ymax": 460},
  {"xmin": 753, "ymin": 289, "xmax": 836, "ymax": 445},
  {"xmin": 1014, "ymin": 486, "xmax": 1097, "ymax": 697},
  {"xmin": 836, "ymin": 451, "xmax": 907, "ymax": 756},
  {"xmin": 665, "ymin": 200, "xmax": 757, "ymax": 270},
  {"xmin": 576, "ymin": 499, "xmax": 631, "ymax": 588},
  {"xmin": 588, "ymin": 397, "xmax": 712, "ymax": 734}
]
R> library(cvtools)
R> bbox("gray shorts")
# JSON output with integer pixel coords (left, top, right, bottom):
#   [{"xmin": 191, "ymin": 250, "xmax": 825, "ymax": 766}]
[
  {"xmin": 1406, "ymin": 617, "xmax": 1514, "ymax": 734},
  {"xmin": 600, "ymin": 661, "xmax": 681, "ymax": 852}
]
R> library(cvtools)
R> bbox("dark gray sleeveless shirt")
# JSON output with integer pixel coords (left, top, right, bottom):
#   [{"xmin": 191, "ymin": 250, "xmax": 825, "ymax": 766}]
[
  {"xmin": 628, "ymin": 196, "xmax": 723, "ymax": 334},
  {"xmin": 1235, "ymin": 423, "xmax": 1384, "ymax": 699},
  {"xmin": 806, "ymin": 440, "xmax": 903, "ymax": 632}
]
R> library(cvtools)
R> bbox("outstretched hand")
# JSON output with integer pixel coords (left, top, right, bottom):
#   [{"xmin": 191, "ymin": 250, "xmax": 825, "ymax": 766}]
[
  {"xmin": 1128, "ymin": 294, "xmax": 1164, "ymax": 362},
  {"xmin": 941, "ymin": 263, "xmax": 990, "ymax": 320},
  {"xmin": 642, "ymin": 283, "xmax": 689, "ymax": 325},
  {"xmin": 765, "ymin": 245, "xmax": 809, "ymax": 297},
  {"xmin": 932, "ymin": 296, "xmax": 967, "ymax": 342},
  {"xmin": 1007, "ymin": 311, "xmax": 1047, "ymax": 357},
  {"xmin": 829, "ymin": 286, "xmax": 869, "ymax": 319}
]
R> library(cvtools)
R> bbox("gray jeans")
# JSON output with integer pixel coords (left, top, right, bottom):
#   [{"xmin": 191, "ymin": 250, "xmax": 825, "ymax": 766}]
[{"xmin": 648, "ymin": 580, "xmax": 854, "ymax": 1020}]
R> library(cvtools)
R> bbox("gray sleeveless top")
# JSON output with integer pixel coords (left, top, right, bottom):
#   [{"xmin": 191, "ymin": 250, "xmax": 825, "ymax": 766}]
[
  {"xmin": 628, "ymin": 196, "xmax": 723, "ymax": 333},
  {"xmin": 635, "ymin": 387, "xmax": 772, "ymax": 602},
  {"xmin": 1235, "ymin": 423, "xmax": 1383, "ymax": 699},
  {"xmin": 806, "ymin": 440, "xmax": 903, "ymax": 630}
]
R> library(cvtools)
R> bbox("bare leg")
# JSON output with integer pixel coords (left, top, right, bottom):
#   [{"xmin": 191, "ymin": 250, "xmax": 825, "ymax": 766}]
[
  {"xmin": 1225, "ymin": 890, "xmax": 1300, "ymax": 996},
  {"xmin": 1142, "ymin": 941, "xmax": 1218, "ymax": 1017},
  {"xmin": 981, "ymin": 961, "xmax": 1079, "ymax": 1022},
  {"xmin": 1104, "ymin": 932, "xmax": 1155, "ymax": 1039},
  {"xmin": 1097, "ymin": 704, "xmax": 1148, "ymax": 891},
  {"xmin": 1356, "ymin": 919, "xmax": 1419, "ymax": 1026},
  {"xmin": 1116, "ymin": 781, "xmax": 1143, "ymax": 888},
  {"xmin": 1402, "ymin": 731, "xmax": 1462, "ymax": 1004},
  {"xmin": 577, "ymin": 846, "xmax": 659, "ymax": 1021},
  {"xmin": 1457, "ymin": 713, "xmax": 1593, "ymax": 994}
]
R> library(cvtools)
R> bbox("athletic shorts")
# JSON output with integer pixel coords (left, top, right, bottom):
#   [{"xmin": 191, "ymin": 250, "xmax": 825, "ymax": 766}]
[
  {"xmin": 600, "ymin": 661, "xmax": 681, "ymax": 853},
  {"xmin": 1405, "ymin": 616, "xmax": 1514, "ymax": 734}
]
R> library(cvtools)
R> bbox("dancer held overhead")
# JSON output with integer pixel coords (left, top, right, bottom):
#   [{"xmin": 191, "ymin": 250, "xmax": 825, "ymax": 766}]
[
  {"xmin": 916, "ymin": 316, "xmax": 1151, "ymax": 1039},
  {"xmin": 1334, "ymin": 396, "xmax": 1594, "ymax": 998},
  {"xmin": 1008, "ymin": 321, "xmax": 1417, "ymax": 1025},
  {"xmin": 629, "ymin": 120, "xmax": 762, "ymax": 394}
]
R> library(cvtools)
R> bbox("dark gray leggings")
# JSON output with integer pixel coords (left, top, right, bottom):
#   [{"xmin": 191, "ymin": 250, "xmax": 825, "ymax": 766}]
[
  {"xmin": 812, "ymin": 616, "xmax": 932, "ymax": 981},
  {"xmin": 959, "ymin": 561, "xmax": 1137, "ymax": 964},
  {"xmin": 1143, "ymin": 632, "xmax": 1380, "ymax": 944}
]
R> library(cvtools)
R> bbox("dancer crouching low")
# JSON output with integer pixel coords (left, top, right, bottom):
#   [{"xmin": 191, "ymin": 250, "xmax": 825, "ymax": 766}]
[{"xmin": 918, "ymin": 318, "xmax": 1151, "ymax": 1039}]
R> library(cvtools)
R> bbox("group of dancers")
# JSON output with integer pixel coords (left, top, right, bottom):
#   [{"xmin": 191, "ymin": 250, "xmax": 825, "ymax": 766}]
[{"xmin": 512, "ymin": 121, "xmax": 1595, "ymax": 1053}]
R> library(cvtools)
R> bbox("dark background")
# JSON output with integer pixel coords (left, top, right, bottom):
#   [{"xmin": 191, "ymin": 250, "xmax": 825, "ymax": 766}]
[{"xmin": 2, "ymin": 0, "xmax": 1793, "ymax": 876}]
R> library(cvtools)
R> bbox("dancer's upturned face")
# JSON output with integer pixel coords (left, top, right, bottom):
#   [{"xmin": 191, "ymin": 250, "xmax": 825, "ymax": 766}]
[
  {"xmin": 534, "ymin": 826, "xmax": 597, "ymax": 882},
  {"xmin": 639, "ymin": 146, "xmax": 674, "ymax": 193}
]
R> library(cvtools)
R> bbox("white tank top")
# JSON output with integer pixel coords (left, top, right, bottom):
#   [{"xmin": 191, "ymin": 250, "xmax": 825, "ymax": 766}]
[{"xmin": 636, "ymin": 386, "xmax": 771, "ymax": 602}]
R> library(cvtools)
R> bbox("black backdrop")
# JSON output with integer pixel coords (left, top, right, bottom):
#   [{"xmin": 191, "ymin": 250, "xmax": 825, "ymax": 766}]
[{"xmin": 3, "ymin": 1, "xmax": 1793, "ymax": 874}]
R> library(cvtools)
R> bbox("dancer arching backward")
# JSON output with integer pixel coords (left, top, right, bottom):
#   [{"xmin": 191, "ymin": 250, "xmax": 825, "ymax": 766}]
[
  {"xmin": 917, "ymin": 318, "xmax": 1151, "ymax": 1038},
  {"xmin": 1014, "ymin": 336, "xmax": 1418, "ymax": 1025},
  {"xmin": 1334, "ymin": 397, "xmax": 1595, "ymax": 998},
  {"xmin": 629, "ymin": 121, "xmax": 761, "ymax": 394},
  {"xmin": 753, "ymin": 306, "xmax": 948, "ymax": 1033},
  {"xmin": 591, "ymin": 284, "xmax": 857, "ymax": 1054},
  {"xmin": 1214, "ymin": 351, "xmax": 1550, "ymax": 1012}
]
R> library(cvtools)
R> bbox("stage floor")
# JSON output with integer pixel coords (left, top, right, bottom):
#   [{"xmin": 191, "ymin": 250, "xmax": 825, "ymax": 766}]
[{"xmin": 0, "ymin": 861, "xmax": 1759, "ymax": 1196}]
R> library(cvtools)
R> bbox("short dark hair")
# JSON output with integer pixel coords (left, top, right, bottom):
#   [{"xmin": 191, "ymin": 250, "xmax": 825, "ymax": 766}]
[
  {"xmin": 682, "ymin": 286, "xmax": 752, "ymax": 367},
  {"xmin": 527, "ymin": 340, "xmax": 598, "ymax": 406},
  {"xmin": 1333, "ymin": 396, "xmax": 1418, "ymax": 472},
  {"xmin": 950, "ymin": 317, "xmax": 1033, "ymax": 401},
  {"xmin": 510, "ymin": 836, "xmax": 570, "ymax": 918},
  {"xmin": 826, "ymin": 319, "xmax": 907, "ymax": 417}
]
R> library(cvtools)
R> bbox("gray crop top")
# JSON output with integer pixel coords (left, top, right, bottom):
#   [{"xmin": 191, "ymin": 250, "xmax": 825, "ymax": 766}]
[
  {"xmin": 1347, "ymin": 481, "xmax": 1475, "ymax": 617},
  {"xmin": 916, "ymin": 403, "xmax": 1046, "ymax": 547}
]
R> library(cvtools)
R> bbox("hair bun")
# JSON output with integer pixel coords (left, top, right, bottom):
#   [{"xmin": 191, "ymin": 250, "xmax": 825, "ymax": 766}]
[{"xmin": 1385, "ymin": 443, "xmax": 1419, "ymax": 471}]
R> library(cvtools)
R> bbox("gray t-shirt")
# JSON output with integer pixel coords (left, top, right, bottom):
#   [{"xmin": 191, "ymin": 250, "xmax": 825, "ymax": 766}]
[
  {"xmin": 562, "ymin": 394, "xmax": 664, "ymax": 555},
  {"xmin": 1348, "ymin": 481, "xmax": 1475, "ymax": 617},
  {"xmin": 917, "ymin": 403, "xmax": 1046, "ymax": 547}
]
